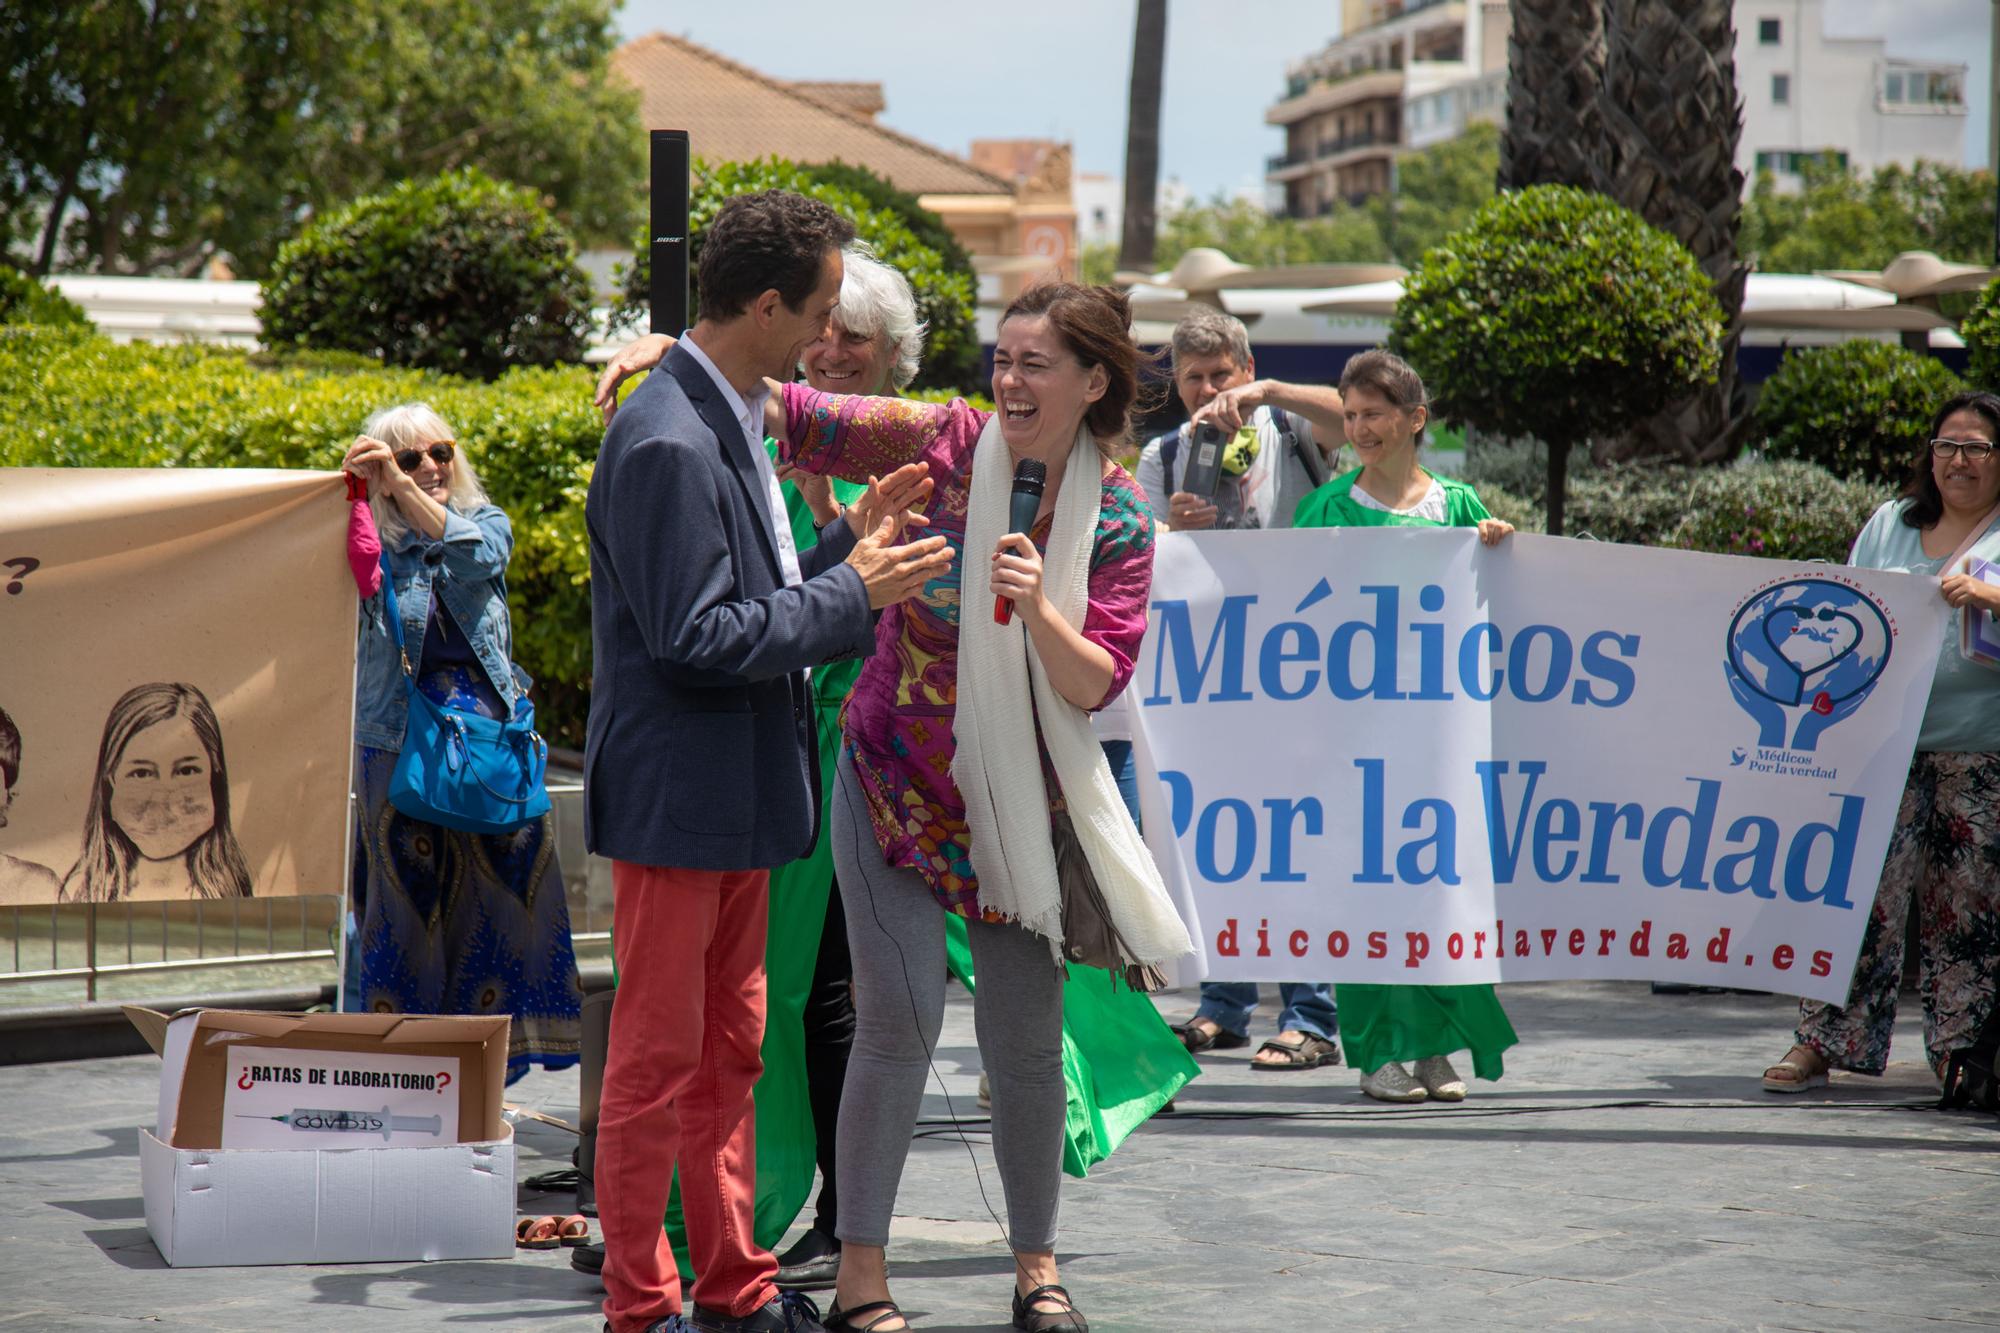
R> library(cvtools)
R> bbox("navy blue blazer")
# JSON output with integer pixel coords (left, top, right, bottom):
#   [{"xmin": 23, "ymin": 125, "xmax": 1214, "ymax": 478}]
[{"xmin": 583, "ymin": 344, "xmax": 876, "ymax": 870}]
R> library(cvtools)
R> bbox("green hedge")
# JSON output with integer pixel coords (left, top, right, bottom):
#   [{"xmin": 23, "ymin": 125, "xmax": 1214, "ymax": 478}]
[
  {"xmin": 0, "ymin": 326, "xmax": 602, "ymax": 746},
  {"xmin": 1965, "ymin": 276, "xmax": 2000, "ymax": 391},
  {"xmin": 1754, "ymin": 340, "xmax": 1963, "ymax": 484},
  {"xmin": 0, "ymin": 265, "xmax": 88, "ymax": 327},
  {"xmin": 1459, "ymin": 439, "xmax": 1883, "ymax": 560}
]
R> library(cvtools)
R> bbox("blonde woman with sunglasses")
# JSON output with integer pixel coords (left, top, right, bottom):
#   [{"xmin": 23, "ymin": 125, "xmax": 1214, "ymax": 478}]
[{"xmin": 339, "ymin": 403, "xmax": 583, "ymax": 1082}]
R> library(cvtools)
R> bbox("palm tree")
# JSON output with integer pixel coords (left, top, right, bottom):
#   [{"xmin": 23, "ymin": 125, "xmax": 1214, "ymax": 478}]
[
  {"xmin": 1118, "ymin": 0, "xmax": 1168, "ymax": 274},
  {"xmin": 1599, "ymin": 0, "xmax": 1751, "ymax": 463},
  {"xmin": 1498, "ymin": 0, "xmax": 1607, "ymax": 193}
]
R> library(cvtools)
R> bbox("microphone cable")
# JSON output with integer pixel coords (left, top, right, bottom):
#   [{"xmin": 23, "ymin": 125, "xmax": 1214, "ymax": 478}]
[{"xmin": 832, "ymin": 751, "xmax": 1040, "ymax": 1303}]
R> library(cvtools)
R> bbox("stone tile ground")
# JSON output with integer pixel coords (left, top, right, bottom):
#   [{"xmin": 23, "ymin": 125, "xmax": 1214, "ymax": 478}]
[{"xmin": 2, "ymin": 981, "xmax": 1995, "ymax": 1331}]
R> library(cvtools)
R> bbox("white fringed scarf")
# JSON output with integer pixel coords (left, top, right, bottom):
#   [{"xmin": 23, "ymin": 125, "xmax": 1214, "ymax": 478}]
[{"xmin": 951, "ymin": 415, "xmax": 1194, "ymax": 970}]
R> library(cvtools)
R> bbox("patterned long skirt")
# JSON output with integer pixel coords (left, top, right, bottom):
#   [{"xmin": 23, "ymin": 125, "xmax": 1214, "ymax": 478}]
[
  {"xmin": 1797, "ymin": 750, "xmax": 2000, "ymax": 1078},
  {"xmin": 349, "ymin": 742, "xmax": 583, "ymax": 1081}
]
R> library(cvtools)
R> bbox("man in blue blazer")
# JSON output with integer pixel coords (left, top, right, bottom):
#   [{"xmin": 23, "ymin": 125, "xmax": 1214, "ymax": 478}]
[{"xmin": 585, "ymin": 191, "xmax": 950, "ymax": 1333}]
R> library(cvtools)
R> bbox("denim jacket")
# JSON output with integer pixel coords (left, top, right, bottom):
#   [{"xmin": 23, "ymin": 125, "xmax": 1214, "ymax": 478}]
[{"xmin": 353, "ymin": 504, "xmax": 528, "ymax": 752}]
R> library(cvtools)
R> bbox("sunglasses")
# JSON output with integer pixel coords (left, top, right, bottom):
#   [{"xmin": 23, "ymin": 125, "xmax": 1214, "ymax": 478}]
[{"xmin": 395, "ymin": 440, "xmax": 456, "ymax": 473}]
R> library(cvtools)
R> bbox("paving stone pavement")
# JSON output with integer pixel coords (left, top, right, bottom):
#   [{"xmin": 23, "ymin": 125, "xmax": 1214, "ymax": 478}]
[{"xmin": 1, "ymin": 981, "xmax": 1996, "ymax": 1332}]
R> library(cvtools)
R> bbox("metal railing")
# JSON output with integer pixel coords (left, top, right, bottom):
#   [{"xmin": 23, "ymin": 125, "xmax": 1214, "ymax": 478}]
[{"xmin": 1, "ymin": 777, "xmax": 610, "ymax": 1008}]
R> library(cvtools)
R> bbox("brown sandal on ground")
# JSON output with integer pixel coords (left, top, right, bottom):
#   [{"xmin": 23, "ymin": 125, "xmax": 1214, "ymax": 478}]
[
  {"xmin": 556, "ymin": 1214, "xmax": 591, "ymax": 1247},
  {"xmin": 1251, "ymin": 1031, "xmax": 1340, "ymax": 1071},
  {"xmin": 1171, "ymin": 1017, "xmax": 1249, "ymax": 1054},
  {"xmin": 515, "ymin": 1215, "xmax": 562, "ymax": 1249},
  {"xmin": 1762, "ymin": 1044, "xmax": 1830, "ymax": 1093}
]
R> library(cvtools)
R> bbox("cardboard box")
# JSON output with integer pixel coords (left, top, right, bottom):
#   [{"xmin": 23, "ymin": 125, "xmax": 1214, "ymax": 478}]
[{"xmin": 125, "ymin": 1007, "xmax": 517, "ymax": 1267}]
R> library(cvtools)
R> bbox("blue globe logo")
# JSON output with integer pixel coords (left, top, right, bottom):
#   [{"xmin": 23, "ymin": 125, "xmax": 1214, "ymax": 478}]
[{"xmin": 1725, "ymin": 579, "xmax": 1892, "ymax": 752}]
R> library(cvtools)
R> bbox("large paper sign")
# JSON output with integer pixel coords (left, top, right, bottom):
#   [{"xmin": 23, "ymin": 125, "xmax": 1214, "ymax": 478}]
[
  {"xmin": 222, "ymin": 1047, "xmax": 461, "ymax": 1149},
  {"xmin": 0, "ymin": 469, "xmax": 355, "ymax": 904},
  {"xmin": 1132, "ymin": 529, "xmax": 1947, "ymax": 1002}
]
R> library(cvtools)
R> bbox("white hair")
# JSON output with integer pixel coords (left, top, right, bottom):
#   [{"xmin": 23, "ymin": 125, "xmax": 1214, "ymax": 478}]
[
  {"xmin": 358, "ymin": 401, "xmax": 490, "ymax": 546},
  {"xmin": 834, "ymin": 241, "xmax": 927, "ymax": 391}
]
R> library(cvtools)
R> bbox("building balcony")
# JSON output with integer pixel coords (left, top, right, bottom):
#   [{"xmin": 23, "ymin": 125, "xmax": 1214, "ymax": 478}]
[
  {"xmin": 1266, "ymin": 128, "xmax": 1398, "ymax": 185},
  {"xmin": 1877, "ymin": 60, "xmax": 1968, "ymax": 115},
  {"xmin": 1318, "ymin": 128, "xmax": 1396, "ymax": 165},
  {"xmin": 1267, "ymin": 68, "xmax": 1406, "ymax": 126},
  {"xmin": 1266, "ymin": 149, "xmax": 1317, "ymax": 182}
]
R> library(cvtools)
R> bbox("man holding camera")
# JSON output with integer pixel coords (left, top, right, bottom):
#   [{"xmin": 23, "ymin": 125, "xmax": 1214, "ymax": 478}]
[
  {"xmin": 1132, "ymin": 306, "xmax": 1348, "ymax": 1071},
  {"xmin": 1134, "ymin": 306, "xmax": 1347, "ymax": 534}
]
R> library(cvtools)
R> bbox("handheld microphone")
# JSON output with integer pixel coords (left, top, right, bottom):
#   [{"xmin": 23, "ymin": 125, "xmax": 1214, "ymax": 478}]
[{"xmin": 993, "ymin": 458, "xmax": 1048, "ymax": 625}]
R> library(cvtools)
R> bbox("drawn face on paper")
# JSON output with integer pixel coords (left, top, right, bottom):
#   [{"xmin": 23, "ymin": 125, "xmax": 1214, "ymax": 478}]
[{"xmin": 108, "ymin": 715, "xmax": 217, "ymax": 860}]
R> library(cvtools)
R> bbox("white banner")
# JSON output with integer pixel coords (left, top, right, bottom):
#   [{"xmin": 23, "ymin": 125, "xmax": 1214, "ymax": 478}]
[{"xmin": 1132, "ymin": 528, "xmax": 1946, "ymax": 1003}]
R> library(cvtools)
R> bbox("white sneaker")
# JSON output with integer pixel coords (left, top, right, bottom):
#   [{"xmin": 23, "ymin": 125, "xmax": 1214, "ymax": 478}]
[
  {"xmin": 1413, "ymin": 1055, "xmax": 1468, "ymax": 1101},
  {"xmin": 977, "ymin": 1071, "xmax": 991, "ymax": 1110},
  {"xmin": 1359, "ymin": 1061, "xmax": 1427, "ymax": 1102}
]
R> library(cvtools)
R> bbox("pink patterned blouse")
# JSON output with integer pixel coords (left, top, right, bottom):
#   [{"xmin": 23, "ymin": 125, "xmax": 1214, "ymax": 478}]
[{"xmin": 778, "ymin": 383, "xmax": 1155, "ymax": 920}]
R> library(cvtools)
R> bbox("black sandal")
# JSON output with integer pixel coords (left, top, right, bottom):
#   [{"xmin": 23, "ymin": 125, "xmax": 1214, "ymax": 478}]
[
  {"xmin": 1251, "ymin": 1031, "xmax": 1340, "ymax": 1071},
  {"xmin": 1012, "ymin": 1282, "xmax": 1089, "ymax": 1332},
  {"xmin": 1171, "ymin": 1019, "xmax": 1248, "ymax": 1054},
  {"xmin": 825, "ymin": 1299, "xmax": 907, "ymax": 1331}
]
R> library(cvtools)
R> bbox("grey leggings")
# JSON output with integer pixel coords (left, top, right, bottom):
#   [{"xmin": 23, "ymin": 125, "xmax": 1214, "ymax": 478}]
[{"xmin": 829, "ymin": 759, "xmax": 1067, "ymax": 1252}]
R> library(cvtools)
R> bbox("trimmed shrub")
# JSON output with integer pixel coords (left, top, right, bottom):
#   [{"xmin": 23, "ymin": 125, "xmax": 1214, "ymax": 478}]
[
  {"xmin": 1459, "ymin": 439, "xmax": 1589, "ymax": 510},
  {"xmin": 1469, "ymin": 481, "xmax": 1540, "ymax": 533},
  {"xmin": 1668, "ymin": 460, "xmax": 1883, "ymax": 563},
  {"xmin": 0, "ymin": 265, "xmax": 88, "ymax": 327},
  {"xmin": 1458, "ymin": 435, "xmax": 1886, "ymax": 561},
  {"xmin": 1754, "ymin": 340, "xmax": 1963, "ymax": 484},
  {"xmin": 0, "ymin": 327, "xmax": 601, "ymax": 746},
  {"xmin": 1964, "ymin": 275, "xmax": 2000, "ymax": 391},
  {"xmin": 614, "ymin": 156, "xmax": 979, "ymax": 393},
  {"xmin": 260, "ymin": 168, "xmax": 593, "ymax": 381},
  {"xmin": 1390, "ymin": 185, "xmax": 1724, "ymax": 533}
]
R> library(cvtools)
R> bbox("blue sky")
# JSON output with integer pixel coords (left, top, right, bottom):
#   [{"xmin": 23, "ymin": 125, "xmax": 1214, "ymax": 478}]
[{"xmin": 615, "ymin": 0, "xmax": 1992, "ymax": 199}]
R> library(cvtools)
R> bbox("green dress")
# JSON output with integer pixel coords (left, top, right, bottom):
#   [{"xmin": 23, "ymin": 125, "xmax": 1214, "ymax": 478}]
[{"xmin": 1292, "ymin": 468, "xmax": 1521, "ymax": 1081}]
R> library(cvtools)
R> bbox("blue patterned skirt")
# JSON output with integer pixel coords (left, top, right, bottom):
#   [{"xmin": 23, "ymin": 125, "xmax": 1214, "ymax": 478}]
[{"xmin": 348, "ymin": 664, "xmax": 582, "ymax": 1081}]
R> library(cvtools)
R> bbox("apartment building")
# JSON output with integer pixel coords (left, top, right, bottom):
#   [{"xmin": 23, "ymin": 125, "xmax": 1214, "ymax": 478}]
[
  {"xmin": 1735, "ymin": 1, "xmax": 1968, "ymax": 187},
  {"xmin": 1265, "ymin": 0, "xmax": 1510, "ymax": 217}
]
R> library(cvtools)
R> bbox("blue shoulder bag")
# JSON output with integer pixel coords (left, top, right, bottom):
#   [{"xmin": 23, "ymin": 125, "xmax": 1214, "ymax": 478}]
[{"xmin": 376, "ymin": 550, "xmax": 550, "ymax": 834}]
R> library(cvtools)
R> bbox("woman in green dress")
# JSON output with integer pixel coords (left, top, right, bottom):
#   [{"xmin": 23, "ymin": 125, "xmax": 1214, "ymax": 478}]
[{"xmin": 1293, "ymin": 348, "xmax": 1520, "ymax": 1104}]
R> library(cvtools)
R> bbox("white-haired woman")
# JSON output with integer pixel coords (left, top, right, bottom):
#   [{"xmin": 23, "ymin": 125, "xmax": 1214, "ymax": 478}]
[{"xmin": 340, "ymin": 403, "xmax": 582, "ymax": 1082}]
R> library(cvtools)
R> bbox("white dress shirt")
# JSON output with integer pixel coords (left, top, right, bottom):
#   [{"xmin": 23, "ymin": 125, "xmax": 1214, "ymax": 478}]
[{"xmin": 679, "ymin": 332, "xmax": 804, "ymax": 587}]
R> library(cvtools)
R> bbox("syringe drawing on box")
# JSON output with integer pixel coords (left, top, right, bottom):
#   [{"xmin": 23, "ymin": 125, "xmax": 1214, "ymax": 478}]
[{"xmin": 235, "ymin": 1107, "xmax": 445, "ymax": 1140}]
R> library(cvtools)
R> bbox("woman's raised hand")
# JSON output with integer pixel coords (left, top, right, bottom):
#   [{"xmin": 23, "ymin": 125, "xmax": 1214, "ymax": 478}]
[
  {"xmin": 593, "ymin": 333, "xmax": 676, "ymax": 425},
  {"xmin": 1476, "ymin": 518, "xmax": 1514, "ymax": 547},
  {"xmin": 343, "ymin": 435, "xmax": 394, "ymax": 482},
  {"xmin": 845, "ymin": 462, "xmax": 935, "ymax": 542}
]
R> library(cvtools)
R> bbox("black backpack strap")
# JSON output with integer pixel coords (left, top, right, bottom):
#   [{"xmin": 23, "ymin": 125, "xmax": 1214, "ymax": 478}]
[
  {"xmin": 1159, "ymin": 429, "xmax": 1180, "ymax": 495},
  {"xmin": 1278, "ymin": 408, "xmax": 1328, "ymax": 490}
]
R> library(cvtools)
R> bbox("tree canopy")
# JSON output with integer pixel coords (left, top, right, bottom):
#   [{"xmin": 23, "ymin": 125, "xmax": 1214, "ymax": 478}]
[
  {"xmin": 1742, "ymin": 159, "xmax": 1997, "ymax": 275},
  {"xmin": 613, "ymin": 157, "xmax": 980, "ymax": 394},
  {"xmin": 1, "ymin": 0, "xmax": 642, "ymax": 277},
  {"xmin": 1391, "ymin": 185, "xmax": 1723, "ymax": 534}
]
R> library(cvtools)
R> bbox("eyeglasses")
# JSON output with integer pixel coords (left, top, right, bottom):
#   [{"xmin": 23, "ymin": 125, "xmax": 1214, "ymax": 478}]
[
  {"xmin": 1931, "ymin": 438, "xmax": 1997, "ymax": 462},
  {"xmin": 395, "ymin": 440, "xmax": 456, "ymax": 473}
]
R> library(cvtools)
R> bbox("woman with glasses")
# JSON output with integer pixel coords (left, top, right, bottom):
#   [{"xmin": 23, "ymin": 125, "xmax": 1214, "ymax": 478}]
[
  {"xmin": 340, "ymin": 404, "xmax": 582, "ymax": 1081},
  {"xmin": 1764, "ymin": 389, "xmax": 2000, "ymax": 1094}
]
